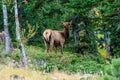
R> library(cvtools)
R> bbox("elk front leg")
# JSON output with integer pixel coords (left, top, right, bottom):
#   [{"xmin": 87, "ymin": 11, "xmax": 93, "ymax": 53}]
[{"xmin": 60, "ymin": 42, "xmax": 64, "ymax": 54}]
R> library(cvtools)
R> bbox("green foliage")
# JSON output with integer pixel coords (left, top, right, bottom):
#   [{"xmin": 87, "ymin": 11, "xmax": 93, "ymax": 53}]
[
  {"xmin": 0, "ymin": 1, "xmax": 120, "ymax": 79},
  {"xmin": 25, "ymin": 46, "xmax": 105, "ymax": 74},
  {"xmin": 103, "ymin": 58, "xmax": 120, "ymax": 80},
  {"xmin": 21, "ymin": 21, "xmax": 38, "ymax": 44},
  {"xmin": 110, "ymin": 28, "xmax": 120, "ymax": 57},
  {"xmin": 0, "ymin": 0, "xmax": 120, "ymax": 56},
  {"xmin": 103, "ymin": 75, "xmax": 117, "ymax": 80},
  {"xmin": 5, "ymin": 50, "xmax": 21, "ymax": 62}
]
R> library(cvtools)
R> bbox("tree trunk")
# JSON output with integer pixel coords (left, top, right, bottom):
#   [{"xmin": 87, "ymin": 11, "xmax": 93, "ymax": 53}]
[
  {"xmin": 14, "ymin": 0, "xmax": 27, "ymax": 66},
  {"xmin": 2, "ymin": 4, "xmax": 14, "ymax": 53}
]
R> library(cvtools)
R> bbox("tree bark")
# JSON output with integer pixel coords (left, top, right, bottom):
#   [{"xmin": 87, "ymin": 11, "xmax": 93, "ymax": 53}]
[
  {"xmin": 2, "ymin": 4, "xmax": 14, "ymax": 53},
  {"xmin": 14, "ymin": 0, "xmax": 27, "ymax": 66}
]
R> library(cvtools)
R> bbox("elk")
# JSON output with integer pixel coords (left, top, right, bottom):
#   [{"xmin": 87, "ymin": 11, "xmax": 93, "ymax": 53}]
[{"xmin": 43, "ymin": 21, "xmax": 72, "ymax": 54}]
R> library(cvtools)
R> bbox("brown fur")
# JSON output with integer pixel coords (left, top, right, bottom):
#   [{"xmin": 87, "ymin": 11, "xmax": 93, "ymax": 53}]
[{"xmin": 43, "ymin": 21, "xmax": 72, "ymax": 54}]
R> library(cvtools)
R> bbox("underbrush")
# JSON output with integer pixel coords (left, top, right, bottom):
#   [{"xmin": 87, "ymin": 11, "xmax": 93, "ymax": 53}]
[
  {"xmin": 0, "ymin": 45, "xmax": 106, "ymax": 75},
  {"xmin": 103, "ymin": 58, "xmax": 120, "ymax": 80},
  {"xmin": 25, "ymin": 46, "xmax": 106, "ymax": 74}
]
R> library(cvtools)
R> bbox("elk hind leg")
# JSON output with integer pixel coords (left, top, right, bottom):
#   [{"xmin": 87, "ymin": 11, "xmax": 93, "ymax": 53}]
[
  {"xmin": 54, "ymin": 46, "xmax": 57, "ymax": 54},
  {"xmin": 50, "ymin": 40, "xmax": 54, "ymax": 53},
  {"xmin": 44, "ymin": 40, "xmax": 49, "ymax": 53}
]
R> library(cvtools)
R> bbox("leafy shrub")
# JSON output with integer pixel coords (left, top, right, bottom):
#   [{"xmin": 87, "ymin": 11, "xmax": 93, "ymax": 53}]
[
  {"xmin": 103, "ymin": 58, "xmax": 120, "ymax": 80},
  {"xmin": 65, "ymin": 55, "xmax": 105, "ymax": 74},
  {"xmin": 4, "ymin": 49, "xmax": 21, "ymax": 62},
  {"xmin": 30, "ymin": 49, "xmax": 105, "ymax": 74},
  {"xmin": 21, "ymin": 21, "xmax": 38, "ymax": 44},
  {"xmin": 0, "ymin": 45, "xmax": 106, "ymax": 74}
]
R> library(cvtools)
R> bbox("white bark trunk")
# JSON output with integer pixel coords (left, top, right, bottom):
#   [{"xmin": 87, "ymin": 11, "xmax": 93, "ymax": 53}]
[
  {"xmin": 2, "ymin": 4, "xmax": 14, "ymax": 53},
  {"xmin": 14, "ymin": 0, "xmax": 27, "ymax": 66}
]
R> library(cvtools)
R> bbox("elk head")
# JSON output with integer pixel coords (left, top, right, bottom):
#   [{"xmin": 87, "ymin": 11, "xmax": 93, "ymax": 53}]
[{"xmin": 61, "ymin": 21, "xmax": 72, "ymax": 30}]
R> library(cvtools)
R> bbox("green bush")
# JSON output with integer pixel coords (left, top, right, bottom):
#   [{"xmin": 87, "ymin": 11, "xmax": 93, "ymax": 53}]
[
  {"xmin": 31, "ymin": 50, "xmax": 105, "ymax": 74},
  {"xmin": 4, "ymin": 50, "xmax": 21, "ymax": 62},
  {"xmin": 103, "ymin": 58, "xmax": 120, "ymax": 80},
  {"xmin": 65, "ymin": 55, "xmax": 104, "ymax": 74}
]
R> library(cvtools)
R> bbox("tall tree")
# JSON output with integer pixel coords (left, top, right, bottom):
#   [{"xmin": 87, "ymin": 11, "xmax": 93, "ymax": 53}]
[
  {"xmin": 2, "ymin": 4, "xmax": 14, "ymax": 53},
  {"xmin": 14, "ymin": 0, "xmax": 27, "ymax": 66}
]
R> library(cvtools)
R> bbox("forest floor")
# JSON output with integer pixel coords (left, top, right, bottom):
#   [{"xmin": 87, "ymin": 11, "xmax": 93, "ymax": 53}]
[{"xmin": 0, "ymin": 62, "xmax": 101, "ymax": 80}]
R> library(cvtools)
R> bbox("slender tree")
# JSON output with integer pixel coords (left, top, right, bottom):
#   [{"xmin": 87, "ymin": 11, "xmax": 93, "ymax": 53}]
[
  {"xmin": 2, "ymin": 4, "xmax": 14, "ymax": 53},
  {"xmin": 14, "ymin": 0, "xmax": 27, "ymax": 66}
]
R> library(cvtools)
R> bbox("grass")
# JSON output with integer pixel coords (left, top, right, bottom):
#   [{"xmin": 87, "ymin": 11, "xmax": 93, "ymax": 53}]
[
  {"xmin": 0, "ymin": 45, "xmax": 105, "ymax": 80},
  {"xmin": 0, "ymin": 63, "xmax": 48, "ymax": 80},
  {"xmin": 0, "ymin": 62, "xmax": 102, "ymax": 80},
  {"xmin": 24, "ymin": 45, "xmax": 106, "ymax": 74}
]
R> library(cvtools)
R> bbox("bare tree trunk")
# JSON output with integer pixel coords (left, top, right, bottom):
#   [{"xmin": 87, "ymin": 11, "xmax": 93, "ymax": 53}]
[
  {"xmin": 2, "ymin": 4, "xmax": 14, "ymax": 53},
  {"xmin": 14, "ymin": 0, "xmax": 27, "ymax": 66}
]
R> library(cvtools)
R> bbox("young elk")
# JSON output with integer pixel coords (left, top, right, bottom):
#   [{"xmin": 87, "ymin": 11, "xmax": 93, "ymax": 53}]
[{"xmin": 43, "ymin": 21, "xmax": 72, "ymax": 54}]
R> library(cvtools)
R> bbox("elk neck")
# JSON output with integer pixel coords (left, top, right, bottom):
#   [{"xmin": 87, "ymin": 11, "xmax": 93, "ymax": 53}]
[{"xmin": 62, "ymin": 28, "xmax": 69, "ymax": 39}]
